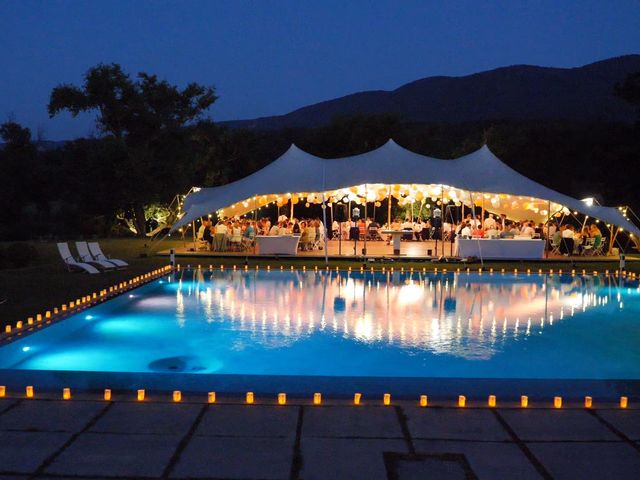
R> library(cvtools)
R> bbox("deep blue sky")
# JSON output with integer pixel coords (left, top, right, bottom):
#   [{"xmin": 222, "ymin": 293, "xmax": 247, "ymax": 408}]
[{"xmin": 1, "ymin": 0, "xmax": 639, "ymax": 140}]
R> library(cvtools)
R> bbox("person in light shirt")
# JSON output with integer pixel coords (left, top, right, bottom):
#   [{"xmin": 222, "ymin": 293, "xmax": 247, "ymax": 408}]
[
  {"xmin": 483, "ymin": 215, "xmax": 496, "ymax": 230},
  {"xmin": 268, "ymin": 222, "xmax": 281, "ymax": 236},
  {"xmin": 560, "ymin": 224, "xmax": 575, "ymax": 255},
  {"xmin": 521, "ymin": 221, "xmax": 535, "ymax": 237},
  {"xmin": 460, "ymin": 222, "xmax": 472, "ymax": 238}
]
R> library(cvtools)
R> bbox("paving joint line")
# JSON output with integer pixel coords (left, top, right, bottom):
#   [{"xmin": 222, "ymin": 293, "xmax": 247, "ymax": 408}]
[
  {"xmin": 289, "ymin": 406, "xmax": 304, "ymax": 480},
  {"xmin": 161, "ymin": 402, "xmax": 209, "ymax": 479},
  {"xmin": 394, "ymin": 405, "xmax": 415, "ymax": 454},
  {"xmin": 30, "ymin": 401, "xmax": 115, "ymax": 479},
  {"xmin": 0, "ymin": 398, "xmax": 23, "ymax": 416},
  {"xmin": 490, "ymin": 409, "xmax": 553, "ymax": 480},
  {"xmin": 587, "ymin": 409, "xmax": 640, "ymax": 454}
]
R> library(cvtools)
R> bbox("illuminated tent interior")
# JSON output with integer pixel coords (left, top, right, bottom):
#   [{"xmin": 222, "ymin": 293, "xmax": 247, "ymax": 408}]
[{"xmin": 172, "ymin": 140, "xmax": 640, "ymax": 238}]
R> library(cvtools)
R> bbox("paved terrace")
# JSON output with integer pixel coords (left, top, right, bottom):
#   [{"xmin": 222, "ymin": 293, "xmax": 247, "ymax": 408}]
[{"xmin": 0, "ymin": 394, "xmax": 639, "ymax": 479}]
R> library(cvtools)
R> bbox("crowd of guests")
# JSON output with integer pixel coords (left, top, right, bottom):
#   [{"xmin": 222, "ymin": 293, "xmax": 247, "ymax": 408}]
[
  {"xmin": 197, "ymin": 215, "xmax": 326, "ymax": 251},
  {"xmin": 197, "ymin": 212, "xmax": 605, "ymax": 256}
]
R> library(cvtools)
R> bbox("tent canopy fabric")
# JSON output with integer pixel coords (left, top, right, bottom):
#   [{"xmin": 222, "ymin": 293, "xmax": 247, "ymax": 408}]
[{"xmin": 173, "ymin": 140, "xmax": 639, "ymax": 237}]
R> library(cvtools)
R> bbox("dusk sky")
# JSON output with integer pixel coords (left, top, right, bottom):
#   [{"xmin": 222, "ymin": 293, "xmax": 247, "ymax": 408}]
[{"xmin": 1, "ymin": 0, "xmax": 639, "ymax": 140}]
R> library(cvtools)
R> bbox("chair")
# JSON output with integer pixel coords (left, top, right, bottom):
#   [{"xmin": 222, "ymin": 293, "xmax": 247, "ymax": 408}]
[
  {"xmin": 75, "ymin": 242, "xmax": 117, "ymax": 270},
  {"xmin": 593, "ymin": 237, "xmax": 607, "ymax": 256},
  {"xmin": 57, "ymin": 242, "xmax": 100, "ymax": 274},
  {"xmin": 580, "ymin": 237, "xmax": 596, "ymax": 256},
  {"xmin": 229, "ymin": 227, "xmax": 243, "ymax": 251},
  {"xmin": 88, "ymin": 242, "xmax": 129, "ymax": 267},
  {"xmin": 550, "ymin": 236, "xmax": 562, "ymax": 255}
]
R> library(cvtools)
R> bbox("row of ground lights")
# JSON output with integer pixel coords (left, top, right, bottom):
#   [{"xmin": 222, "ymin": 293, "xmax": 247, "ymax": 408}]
[
  {"xmin": 1, "ymin": 265, "xmax": 173, "ymax": 337},
  {"xmin": 178, "ymin": 264, "xmax": 637, "ymax": 279},
  {"xmin": 1, "ymin": 387, "xmax": 631, "ymax": 409}
]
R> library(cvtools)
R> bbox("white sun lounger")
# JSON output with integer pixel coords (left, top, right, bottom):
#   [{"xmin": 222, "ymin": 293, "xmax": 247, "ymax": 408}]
[
  {"xmin": 88, "ymin": 242, "xmax": 129, "ymax": 267},
  {"xmin": 75, "ymin": 241, "xmax": 117, "ymax": 270},
  {"xmin": 57, "ymin": 242, "xmax": 100, "ymax": 274}
]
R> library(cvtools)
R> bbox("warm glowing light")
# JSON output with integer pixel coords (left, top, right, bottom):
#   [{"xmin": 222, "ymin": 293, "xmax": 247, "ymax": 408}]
[
  {"xmin": 354, "ymin": 393, "xmax": 362, "ymax": 405},
  {"xmin": 208, "ymin": 392, "xmax": 216, "ymax": 404},
  {"xmin": 246, "ymin": 392, "xmax": 254, "ymax": 404},
  {"xmin": 278, "ymin": 393, "xmax": 287, "ymax": 405},
  {"xmin": 620, "ymin": 396, "xmax": 628, "ymax": 409},
  {"xmin": 584, "ymin": 396, "xmax": 593, "ymax": 408},
  {"xmin": 458, "ymin": 395, "xmax": 466, "ymax": 407},
  {"xmin": 137, "ymin": 389, "xmax": 145, "ymax": 401},
  {"xmin": 383, "ymin": 393, "xmax": 391, "ymax": 405},
  {"xmin": 26, "ymin": 386, "xmax": 34, "ymax": 398},
  {"xmin": 521, "ymin": 395, "xmax": 529, "ymax": 408},
  {"xmin": 419, "ymin": 395, "xmax": 428, "ymax": 407},
  {"xmin": 104, "ymin": 389, "xmax": 112, "ymax": 401},
  {"xmin": 63, "ymin": 388, "xmax": 71, "ymax": 400},
  {"xmin": 488, "ymin": 395, "xmax": 496, "ymax": 407},
  {"xmin": 554, "ymin": 396, "xmax": 562, "ymax": 409},
  {"xmin": 173, "ymin": 390, "xmax": 182, "ymax": 402},
  {"xmin": 0, "ymin": 386, "xmax": 5, "ymax": 397},
  {"xmin": 313, "ymin": 393, "xmax": 322, "ymax": 405}
]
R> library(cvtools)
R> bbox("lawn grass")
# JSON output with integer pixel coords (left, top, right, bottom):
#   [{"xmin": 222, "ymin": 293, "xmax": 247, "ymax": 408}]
[{"xmin": 0, "ymin": 238, "xmax": 638, "ymax": 328}]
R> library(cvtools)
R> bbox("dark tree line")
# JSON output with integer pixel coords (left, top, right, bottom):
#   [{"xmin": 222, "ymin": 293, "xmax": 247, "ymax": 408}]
[{"xmin": 1, "ymin": 65, "xmax": 639, "ymax": 240}]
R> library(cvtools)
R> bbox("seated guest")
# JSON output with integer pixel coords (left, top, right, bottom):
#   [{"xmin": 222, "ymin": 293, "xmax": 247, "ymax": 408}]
[
  {"xmin": 560, "ymin": 225, "xmax": 575, "ymax": 255},
  {"xmin": 368, "ymin": 219, "xmax": 380, "ymax": 239},
  {"xmin": 242, "ymin": 221, "xmax": 255, "ymax": 246},
  {"xmin": 484, "ymin": 215, "xmax": 496, "ymax": 230},
  {"xmin": 460, "ymin": 222, "xmax": 472, "ymax": 238},
  {"xmin": 269, "ymin": 222, "xmax": 281, "ymax": 236},
  {"xmin": 413, "ymin": 220, "xmax": 423, "ymax": 241},
  {"xmin": 590, "ymin": 224, "xmax": 603, "ymax": 249},
  {"xmin": 521, "ymin": 222, "xmax": 535, "ymax": 237},
  {"xmin": 471, "ymin": 224, "xmax": 484, "ymax": 237}
]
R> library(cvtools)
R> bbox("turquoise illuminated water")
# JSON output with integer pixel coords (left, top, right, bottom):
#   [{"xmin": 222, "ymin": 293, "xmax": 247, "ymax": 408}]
[{"xmin": 1, "ymin": 270, "xmax": 639, "ymax": 381}]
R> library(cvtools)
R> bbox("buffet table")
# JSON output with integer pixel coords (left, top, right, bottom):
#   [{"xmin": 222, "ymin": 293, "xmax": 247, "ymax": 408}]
[
  {"xmin": 456, "ymin": 238, "xmax": 545, "ymax": 260},
  {"xmin": 255, "ymin": 235, "xmax": 301, "ymax": 255}
]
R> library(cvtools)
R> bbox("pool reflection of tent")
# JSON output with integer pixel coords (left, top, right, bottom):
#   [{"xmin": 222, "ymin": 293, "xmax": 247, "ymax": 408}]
[{"xmin": 172, "ymin": 140, "xmax": 640, "ymax": 238}]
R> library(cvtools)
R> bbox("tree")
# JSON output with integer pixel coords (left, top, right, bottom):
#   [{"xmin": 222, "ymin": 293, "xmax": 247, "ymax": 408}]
[{"xmin": 48, "ymin": 63, "xmax": 217, "ymax": 235}]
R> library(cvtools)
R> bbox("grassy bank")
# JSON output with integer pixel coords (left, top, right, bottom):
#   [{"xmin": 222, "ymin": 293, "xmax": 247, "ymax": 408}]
[{"xmin": 0, "ymin": 238, "xmax": 638, "ymax": 328}]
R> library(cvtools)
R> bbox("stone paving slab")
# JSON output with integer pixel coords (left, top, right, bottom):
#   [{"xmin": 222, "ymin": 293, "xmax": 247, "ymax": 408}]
[
  {"xmin": 413, "ymin": 439, "xmax": 543, "ymax": 480},
  {"xmin": 0, "ymin": 431, "xmax": 72, "ymax": 474},
  {"xmin": 498, "ymin": 409, "xmax": 619, "ymax": 441},
  {"xmin": 0, "ymin": 400, "xmax": 104, "ymax": 432},
  {"xmin": 45, "ymin": 431, "xmax": 180, "ymax": 478},
  {"xmin": 527, "ymin": 441, "xmax": 640, "ymax": 480},
  {"xmin": 597, "ymin": 409, "xmax": 640, "ymax": 440},
  {"xmin": 404, "ymin": 407, "xmax": 510, "ymax": 441},
  {"xmin": 171, "ymin": 435, "xmax": 293, "ymax": 479},
  {"xmin": 300, "ymin": 437, "xmax": 407, "ymax": 480},
  {"xmin": 89, "ymin": 402, "xmax": 201, "ymax": 435},
  {"xmin": 303, "ymin": 406, "xmax": 403, "ymax": 438},
  {"xmin": 195, "ymin": 404, "xmax": 299, "ymax": 437},
  {"xmin": 392, "ymin": 455, "xmax": 469, "ymax": 480}
]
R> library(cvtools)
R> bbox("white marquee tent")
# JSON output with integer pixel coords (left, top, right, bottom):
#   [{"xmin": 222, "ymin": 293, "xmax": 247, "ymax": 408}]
[{"xmin": 172, "ymin": 140, "xmax": 640, "ymax": 238}]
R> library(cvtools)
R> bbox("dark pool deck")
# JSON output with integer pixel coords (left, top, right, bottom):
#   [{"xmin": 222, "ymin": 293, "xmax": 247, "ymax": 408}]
[{"xmin": 0, "ymin": 394, "xmax": 639, "ymax": 479}]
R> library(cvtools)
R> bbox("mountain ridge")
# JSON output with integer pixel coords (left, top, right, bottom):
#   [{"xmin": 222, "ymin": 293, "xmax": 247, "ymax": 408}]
[{"xmin": 223, "ymin": 54, "xmax": 640, "ymax": 130}]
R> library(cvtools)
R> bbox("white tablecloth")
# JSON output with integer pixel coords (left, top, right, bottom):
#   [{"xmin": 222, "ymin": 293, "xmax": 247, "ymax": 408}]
[
  {"xmin": 456, "ymin": 238, "xmax": 545, "ymax": 260},
  {"xmin": 256, "ymin": 235, "xmax": 301, "ymax": 255}
]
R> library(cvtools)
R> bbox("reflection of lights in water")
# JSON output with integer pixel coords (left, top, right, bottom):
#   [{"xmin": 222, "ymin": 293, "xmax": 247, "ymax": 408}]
[
  {"xmin": 398, "ymin": 281, "xmax": 423, "ymax": 305},
  {"xmin": 161, "ymin": 271, "xmax": 631, "ymax": 361}
]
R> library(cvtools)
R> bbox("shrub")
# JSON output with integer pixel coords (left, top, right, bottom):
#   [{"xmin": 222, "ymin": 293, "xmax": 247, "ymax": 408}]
[{"xmin": 2, "ymin": 243, "xmax": 39, "ymax": 269}]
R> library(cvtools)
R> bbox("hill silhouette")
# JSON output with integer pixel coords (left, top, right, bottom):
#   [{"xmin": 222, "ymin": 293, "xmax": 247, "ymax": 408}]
[{"xmin": 224, "ymin": 55, "xmax": 640, "ymax": 129}]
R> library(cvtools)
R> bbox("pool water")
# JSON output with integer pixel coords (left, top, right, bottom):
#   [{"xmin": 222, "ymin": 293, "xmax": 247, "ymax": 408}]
[{"xmin": 1, "ymin": 270, "xmax": 639, "ymax": 383}]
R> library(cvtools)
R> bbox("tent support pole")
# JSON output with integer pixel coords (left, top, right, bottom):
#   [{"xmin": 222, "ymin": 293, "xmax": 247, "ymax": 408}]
[
  {"xmin": 290, "ymin": 198, "xmax": 294, "ymax": 222},
  {"xmin": 440, "ymin": 185, "xmax": 445, "ymax": 257},
  {"xmin": 387, "ymin": 186, "xmax": 391, "ymax": 227},
  {"xmin": 322, "ymin": 193, "xmax": 329, "ymax": 266},
  {"xmin": 363, "ymin": 184, "xmax": 368, "ymax": 257}
]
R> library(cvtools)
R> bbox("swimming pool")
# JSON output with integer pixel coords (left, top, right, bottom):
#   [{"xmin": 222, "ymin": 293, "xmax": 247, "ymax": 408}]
[{"xmin": 1, "ymin": 270, "xmax": 639, "ymax": 397}]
